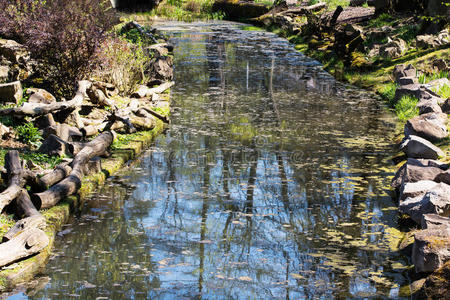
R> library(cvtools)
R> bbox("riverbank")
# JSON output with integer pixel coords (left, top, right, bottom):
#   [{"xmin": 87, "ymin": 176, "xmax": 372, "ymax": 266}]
[{"xmin": 0, "ymin": 4, "xmax": 174, "ymax": 292}]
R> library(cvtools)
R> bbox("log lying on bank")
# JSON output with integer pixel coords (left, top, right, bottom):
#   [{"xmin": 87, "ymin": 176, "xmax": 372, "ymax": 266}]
[
  {"xmin": 31, "ymin": 131, "xmax": 114, "ymax": 209},
  {"xmin": 14, "ymin": 189, "xmax": 41, "ymax": 218},
  {"xmin": 37, "ymin": 163, "xmax": 72, "ymax": 191},
  {"xmin": 0, "ymin": 227, "xmax": 48, "ymax": 267},
  {"xmin": 279, "ymin": 2, "xmax": 327, "ymax": 16},
  {"xmin": 0, "ymin": 151, "xmax": 26, "ymax": 213},
  {"xmin": 0, "ymin": 81, "xmax": 91, "ymax": 117},
  {"xmin": 131, "ymin": 81, "xmax": 174, "ymax": 99}
]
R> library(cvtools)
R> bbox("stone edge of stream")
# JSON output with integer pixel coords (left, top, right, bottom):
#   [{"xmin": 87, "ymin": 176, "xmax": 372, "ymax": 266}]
[{"xmin": 0, "ymin": 118, "xmax": 166, "ymax": 292}]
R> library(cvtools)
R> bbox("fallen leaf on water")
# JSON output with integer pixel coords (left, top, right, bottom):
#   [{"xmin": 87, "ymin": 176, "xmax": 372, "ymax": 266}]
[{"xmin": 238, "ymin": 276, "xmax": 252, "ymax": 282}]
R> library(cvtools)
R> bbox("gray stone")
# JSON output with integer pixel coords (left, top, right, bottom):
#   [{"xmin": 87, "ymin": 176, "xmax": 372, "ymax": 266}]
[
  {"xmin": 391, "ymin": 160, "xmax": 445, "ymax": 190},
  {"xmin": 393, "ymin": 64, "xmax": 416, "ymax": 83},
  {"xmin": 399, "ymin": 180, "xmax": 439, "ymax": 201},
  {"xmin": 421, "ymin": 214, "xmax": 450, "ymax": 229},
  {"xmin": 435, "ymin": 170, "xmax": 450, "ymax": 185},
  {"xmin": 0, "ymin": 123, "xmax": 9, "ymax": 138},
  {"xmin": 441, "ymin": 98, "xmax": 450, "ymax": 114},
  {"xmin": 27, "ymin": 88, "xmax": 56, "ymax": 104},
  {"xmin": 0, "ymin": 65, "xmax": 9, "ymax": 83},
  {"xmin": 0, "ymin": 39, "xmax": 29, "ymax": 64},
  {"xmin": 416, "ymin": 98, "xmax": 443, "ymax": 115},
  {"xmin": 400, "ymin": 135, "xmax": 445, "ymax": 159},
  {"xmin": 397, "ymin": 76, "xmax": 418, "ymax": 85},
  {"xmin": 426, "ymin": 78, "xmax": 450, "ymax": 90},
  {"xmin": 399, "ymin": 182, "xmax": 450, "ymax": 223},
  {"xmin": 0, "ymin": 81, "xmax": 22, "ymax": 103},
  {"xmin": 412, "ymin": 226, "xmax": 450, "ymax": 273},
  {"xmin": 380, "ymin": 38, "xmax": 407, "ymax": 58},
  {"xmin": 404, "ymin": 113, "xmax": 448, "ymax": 142}
]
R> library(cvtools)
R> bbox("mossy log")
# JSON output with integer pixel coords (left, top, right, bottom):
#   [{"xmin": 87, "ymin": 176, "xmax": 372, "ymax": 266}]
[{"xmin": 31, "ymin": 131, "xmax": 114, "ymax": 209}]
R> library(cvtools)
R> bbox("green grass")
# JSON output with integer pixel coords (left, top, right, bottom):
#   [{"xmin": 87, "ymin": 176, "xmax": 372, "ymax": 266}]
[
  {"xmin": 20, "ymin": 152, "xmax": 64, "ymax": 169},
  {"xmin": 418, "ymin": 71, "xmax": 449, "ymax": 84},
  {"xmin": 395, "ymin": 95, "xmax": 419, "ymax": 122},
  {"xmin": 241, "ymin": 25, "xmax": 265, "ymax": 31},
  {"xmin": 379, "ymin": 83, "xmax": 398, "ymax": 107},
  {"xmin": 434, "ymin": 84, "xmax": 450, "ymax": 99}
]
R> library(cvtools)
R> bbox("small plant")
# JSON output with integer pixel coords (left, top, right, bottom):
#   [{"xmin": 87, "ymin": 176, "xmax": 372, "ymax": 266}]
[
  {"xmin": 395, "ymin": 95, "xmax": 419, "ymax": 122},
  {"xmin": 433, "ymin": 84, "xmax": 450, "ymax": 99},
  {"xmin": 379, "ymin": 83, "xmax": 397, "ymax": 107},
  {"xmin": 418, "ymin": 71, "xmax": 449, "ymax": 84},
  {"xmin": 21, "ymin": 152, "xmax": 63, "ymax": 168},
  {"xmin": 16, "ymin": 123, "xmax": 42, "ymax": 147}
]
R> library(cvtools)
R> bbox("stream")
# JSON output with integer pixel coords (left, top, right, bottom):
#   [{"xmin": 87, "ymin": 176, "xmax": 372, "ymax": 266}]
[{"xmin": 10, "ymin": 21, "xmax": 409, "ymax": 299}]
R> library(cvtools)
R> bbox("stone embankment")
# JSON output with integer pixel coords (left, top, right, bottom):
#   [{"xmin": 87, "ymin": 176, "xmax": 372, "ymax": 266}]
[
  {"xmin": 389, "ymin": 63, "xmax": 450, "ymax": 299},
  {"xmin": 0, "ymin": 22, "xmax": 173, "ymax": 292}
]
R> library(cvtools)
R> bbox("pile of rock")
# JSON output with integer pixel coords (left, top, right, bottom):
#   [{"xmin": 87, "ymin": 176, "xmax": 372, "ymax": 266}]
[{"xmin": 391, "ymin": 64, "xmax": 450, "ymax": 297}]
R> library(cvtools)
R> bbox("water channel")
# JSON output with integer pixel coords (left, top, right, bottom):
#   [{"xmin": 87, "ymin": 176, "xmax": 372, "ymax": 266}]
[{"xmin": 11, "ymin": 21, "xmax": 409, "ymax": 299}]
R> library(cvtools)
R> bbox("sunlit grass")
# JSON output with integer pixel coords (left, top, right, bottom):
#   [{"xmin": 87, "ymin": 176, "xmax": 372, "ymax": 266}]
[{"xmin": 395, "ymin": 95, "xmax": 419, "ymax": 122}]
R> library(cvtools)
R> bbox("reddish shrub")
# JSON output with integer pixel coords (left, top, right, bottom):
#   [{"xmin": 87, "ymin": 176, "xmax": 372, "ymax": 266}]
[{"xmin": 0, "ymin": 0, "xmax": 117, "ymax": 97}]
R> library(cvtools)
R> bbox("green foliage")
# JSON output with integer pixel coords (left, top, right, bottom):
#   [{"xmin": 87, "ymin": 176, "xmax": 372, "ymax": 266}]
[
  {"xmin": 144, "ymin": 0, "xmax": 224, "ymax": 22},
  {"xmin": 434, "ymin": 84, "xmax": 450, "ymax": 99},
  {"xmin": 368, "ymin": 13, "xmax": 394, "ymax": 28},
  {"xmin": 418, "ymin": 71, "xmax": 449, "ymax": 84},
  {"xmin": 16, "ymin": 123, "xmax": 42, "ymax": 147},
  {"xmin": 379, "ymin": 83, "xmax": 397, "ymax": 107},
  {"xmin": 21, "ymin": 152, "xmax": 63, "ymax": 168},
  {"xmin": 395, "ymin": 95, "xmax": 419, "ymax": 122},
  {"xmin": 152, "ymin": 106, "xmax": 170, "ymax": 116}
]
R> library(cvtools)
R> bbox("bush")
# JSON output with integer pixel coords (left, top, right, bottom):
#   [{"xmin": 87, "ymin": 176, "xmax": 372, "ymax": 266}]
[
  {"xmin": 95, "ymin": 37, "xmax": 151, "ymax": 95},
  {"xmin": 16, "ymin": 123, "xmax": 42, "ymax": 147},
  {"xmin": 0, "ymin": 0, "xmax": 117, "ymax": 97}
]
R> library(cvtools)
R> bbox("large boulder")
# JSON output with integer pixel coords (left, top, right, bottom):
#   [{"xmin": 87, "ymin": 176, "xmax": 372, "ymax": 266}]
[
  {"xmin": 404, "ymin": 113, "xmax": 448, "ymax": 142},
  {"xmin": 412, "ymin": 226, "xmax": 450, "ymax": 273},
  {"xmin": 421, "ymin": 214, "xmax": 450, "ymax": 230},
  {"xmin": 400, "ymin": 135, "xmax": 445, "ymax": 159},
  {"xmin": 0, "ymin": 81, "xmax": 22, "ymax": 103},
  {"xmin": 399, "ymin": 180, "xmax": 439, "ymax": 201},
  {"xmin": 391, "ymin": 159, "xmax": 447, "ymax": 190},
  {"xmin": 393, "ymin": 64, "xmax": 416, "ymax": 82},
  {"xmin": 379, "ymin": 38, "xmax": 407, "ymax": 58},
  {"xmin": 27, "ymin": 88, "xmax": 56, "ymax": 104},
  {"xmin": 0, "ymin": 39, "xmax": 30, "ymax": 64},
  {"xmin": 427, "ymin": 78, "xmax": 450, "ymax": 90},
  {"xmin": 399, "ymin": 182, "xmax": 450, "ymax": 223},
  {"xmin": 416, "ymin": 261, "xmax": 450, "ymax": 299},
  {"xmin": 416, "ymin": 29, "xmax": 450, "ymax": 49},
  {"xmin": 416, "ymin": 97, "xmax": 443, "ymax": 115}
]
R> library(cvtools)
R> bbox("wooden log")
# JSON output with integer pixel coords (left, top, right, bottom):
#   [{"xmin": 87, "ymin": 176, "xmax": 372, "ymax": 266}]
[
  {"xmin": 130, "ymin": 115, "xmax": 155, "ymax": 130},
  {"xmin": 140, "ymin": 106, "xmax": 169, "ymax": 123},
  {"xmin": 108, "ymin": 112, "xmax": 137, "ymax": 134},
  {"xmin": 0, "ymin": 151, "xmax": 24, "ymax": 212},
  {"xmin": 131, "ymin": 81, "xmax": 174, "ymax": 99},
  {"xmin": 38, "ymin": 163, "xmax": 72, "ymax": 191},
  {"xmin": 14, "ymin": 189, "xmax": 41, "ymax": 219},
  {"xmin": 31, "ymin": 132, "xmax": 114, "ymax": 209},
  {"xmin": 280, "ymin": 2, "xmax": 327, "ymax": 16},
  {"xmin": 86, "ymin": 85, "xmax": 115, "ymax": 108},
  {"xmin": 0, "ymin": 81, "xmax": 91, "ymax": 117},
  {"xmin": 38, "ymin": 134, "xmax": 71, "ymax": 157},
  {"xmin": 34, "ymin": 113, "xmax": 56, "ymax": 129},
  {"xmin": 0, "ymin": 227, "xmax": 49, "ymax": 267}
]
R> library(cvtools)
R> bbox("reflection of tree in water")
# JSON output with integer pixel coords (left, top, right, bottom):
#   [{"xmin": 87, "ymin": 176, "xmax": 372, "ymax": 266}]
[{"xmin": 35, "ymin": 25, "xmax": 406, "ymax": 299}]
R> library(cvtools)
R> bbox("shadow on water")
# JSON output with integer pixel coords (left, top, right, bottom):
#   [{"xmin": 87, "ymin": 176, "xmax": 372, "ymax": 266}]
[{"xmin": 11, "ymin": 21, "xmax": 409, "ymax": 299}]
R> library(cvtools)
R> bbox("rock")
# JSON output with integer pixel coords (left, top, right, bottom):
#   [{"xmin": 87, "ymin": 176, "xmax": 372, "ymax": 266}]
[
  {"xmin": 399, "ymin": 183, "xmax": 450, "ymax": 223},
  {"xmin": 391, "ymin": 160, "xmax": 446, "ymax": 190},
  {"xmin": 27, "ymin": 88, "xmax": 56, "ymax": 104},
  {"xmin": 0, "ymin": 81, "xmax": 22, "ymax": 103},
  {"xmin": 416, "ymin": 30, "xmax": 450, "ymax": 49},
  {"xmin": 379, "ymin": 38, "xmax": 407, "ymax": 58},
  {"xmin": 0, "ymin": 39, "xmax": 30, "ymax": 64},
  {"xmin": 394, "ymin": 64, "xmax": 416, "ymax": 83},
  {"xmin": 412, "ymin": 226, "xmax": 450, "ymax": 273},
  {"xmin": 0, "ymin": 65, "xmax": 9, "ymax": 83},
  {"xmin": 416, "ymin": 98, "xmax": 443, "ymax": 115},
  {"xmin": 0, "ymin": 123, "xmax": 9, "ymax": 138},
  {"xmin": 38, "ymin": 134, "xmax": 70, "ymax": 157},
  {"xmin": 435, "ymin": 170, "xmax": 450, "ymax": 184},
  {"xmin": 397, "ymin": 76, "xmax": 418, "ymax": 85},
  {"xmin": 427, "ymin": 0, "xmax": 450, "ymax": 16},
  {"xmin": 421, "ymin": 214, "xmax": 450, "ymax": 229},
  {"xmin": 404, "ymin": 113, "xmax": 448, "ymax": 142},
  {"xmin": 416, "ymin": 261, "xmax": 450, "ymax": 299},
  {"xmin": 399, "ymin": 180, "xmax": 439, "ymax": 201},
  {"xmin": 432, "ymin": 59, "xmax": 449, "ymax": 72},
  {"xmin": 394, "ymin": 83, "xmax": 421, "ymax": 101},
  {"xmin": 426, "ymin": 78, "xmax": 450, "ymax": 90},
  {"xmin": 400, "ymin": 135, "xmax": 445, "ymax": 160},
  {"xmin": 441, "ymin": 98, "xmax": 450, "ymax": 114}
]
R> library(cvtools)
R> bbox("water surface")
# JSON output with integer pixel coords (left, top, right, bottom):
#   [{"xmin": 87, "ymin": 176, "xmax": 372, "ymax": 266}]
[{"xmin": 12, "ymin": 21, "xmax": 409, "ymax": 299}]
